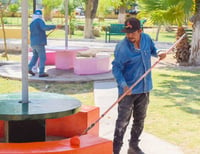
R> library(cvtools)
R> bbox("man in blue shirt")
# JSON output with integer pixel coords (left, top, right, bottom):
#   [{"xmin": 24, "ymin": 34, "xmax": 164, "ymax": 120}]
[
  {"xmin": 112, "ymin": 17, "xmax": 166, "ymax": 154},
  {"xmin": 28, "ymin": 10, "xmax": 59, "ymax": 77}
]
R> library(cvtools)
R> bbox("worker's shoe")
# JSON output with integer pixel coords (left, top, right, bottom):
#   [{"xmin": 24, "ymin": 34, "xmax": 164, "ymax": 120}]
[
  {"xmin": 28, "ymin": 70, "xmax": 35, "ymax": 76},
  {"xmin": 39, "ymin": 73, "xmax": 49, "ymax": 77},
  {"xmin": 127, "ymin": 145, "xmax": 145, "ymax": 154}
]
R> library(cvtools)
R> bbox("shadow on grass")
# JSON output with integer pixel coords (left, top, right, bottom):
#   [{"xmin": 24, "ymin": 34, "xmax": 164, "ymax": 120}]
[{"xmin": 152, "ymin": 67, "xmax": 200, "ymax": 117}]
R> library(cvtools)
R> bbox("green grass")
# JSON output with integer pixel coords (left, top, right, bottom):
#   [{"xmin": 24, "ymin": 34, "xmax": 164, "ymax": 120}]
[
  {"xmin": 148, "ymin": 67, "xmax": 200, "ymax": 153},
  {"xmin": 0, "ymin": 77, "xmax": 94, "ymax": 106}
]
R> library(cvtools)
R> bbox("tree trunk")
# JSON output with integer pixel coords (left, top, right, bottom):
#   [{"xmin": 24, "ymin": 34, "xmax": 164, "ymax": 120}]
[
  {"xmin": 0, "ymin": 0, "xmax": 11, "ymax": 60},
  {"xmin": 155, "ymin": 25, "xmax": 161, "ymax": 41},
  {"xmin": 84, "ymin": 17, "xmax": 94, "ymax": 38},
  {"xmin": 189, "ymin": 14, "xmax": 200, "ymax": 66},
  {"xmin": 174, "ymin": 27, "xmax": 190, "ymax": 65},
  {"xmin": 118, "ymin": 6, "xmax": 126, "ymax": 24},
  {"xmin": 189, "ymin": 0, "xmax": 200, "ymax": 65},
  {"xmin": 0, "ymin": 10, "xmax": 8, "ymax": 60},
  {"xmin": 84, "ymin": 0, "xmax": 98, "ymax": 39}
]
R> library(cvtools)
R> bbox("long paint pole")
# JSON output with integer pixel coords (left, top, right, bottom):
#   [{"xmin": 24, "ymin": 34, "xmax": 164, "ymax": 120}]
[{"xmin": 82, "ymin": 33, "xmax": 186, "ymax": 134}]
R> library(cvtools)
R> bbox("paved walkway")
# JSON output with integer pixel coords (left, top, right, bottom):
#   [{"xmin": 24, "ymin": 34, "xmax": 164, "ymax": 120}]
[
  {"xmin": 0, "ymin": 39, "xmax": 173, "ymax": 83},
  {"xmin": 94, "ymin": 81, "xmax": 184, "ymax": 154}
]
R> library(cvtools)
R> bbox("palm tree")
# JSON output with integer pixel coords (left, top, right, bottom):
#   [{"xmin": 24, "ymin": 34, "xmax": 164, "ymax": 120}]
[
  {"xmin": 189, "ymin": 0, "xmax": 200, "ymax": 65},
  {"xmin": 137, "ymin": 0, "xmax": 193, "ymax": 65}
]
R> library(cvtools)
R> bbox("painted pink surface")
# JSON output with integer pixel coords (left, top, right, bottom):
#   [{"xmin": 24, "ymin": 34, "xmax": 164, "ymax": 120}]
[
  {"xmin": 74, "ymin": 55, "xmax": 111, "ymax": 75},
  {"xmin": 55, "ymin": 52, "xmax": 76, "ymax": 70},
  {"xmin": 28, "ymin": 49, "xmax": 56, "ymax": 65},
  {"xmin": 45, "ymin": 51, "xmax": 55, "ymax": 65},
  {"xmin": 46, "ymin": 46, "xmax": 89, "ymax": 70}
]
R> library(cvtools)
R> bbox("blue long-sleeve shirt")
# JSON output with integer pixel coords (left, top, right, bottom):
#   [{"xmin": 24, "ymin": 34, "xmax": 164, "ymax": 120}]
[
  {"xmin": 30, "ymin": 18, "xmax": 56, "ymax": 46},
  {"xmin": 112, "ymin": 33, "xmax": 158, "ymax": 95}
]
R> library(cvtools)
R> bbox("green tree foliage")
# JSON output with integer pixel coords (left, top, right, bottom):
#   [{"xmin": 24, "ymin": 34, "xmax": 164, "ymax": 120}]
[
  {"xmin": 97, "ymin": 0, "xmax": 112, "ymax": 18},
  {"xmin": 42, "ymin": 0, "xmax": 63, "ymax": 21},
  {"xmin": 138, "ymin": 0, "xmax": 193, "ymax": 26},
  {"xmin": 8, "ymin": 0, "xmax": 20, "ymax": 17}
]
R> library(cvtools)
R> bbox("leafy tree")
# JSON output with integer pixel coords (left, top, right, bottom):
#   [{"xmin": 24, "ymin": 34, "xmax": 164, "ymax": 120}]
[
  {"xmin": 42, "ymin": 0, "xmax": 62, "ymax": 21},
  {"xmin": 96, "ymin": 0, "xmax": 112, "ymax": 19},
  {"xmin": 7, "ymin": 0, "xmax": 20, "ymax": 17},
  {"xmin": 60, "ymin": 0, "xmax": 79, "ymax": 37},
  {"xmin": 109, "ymin": 0, "xmax": 136, "ymax": 24}
]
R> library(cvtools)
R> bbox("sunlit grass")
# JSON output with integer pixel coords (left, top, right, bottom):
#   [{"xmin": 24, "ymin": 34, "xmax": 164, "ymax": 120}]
[
  {"xmin": 147, "ymin": 68, "xmax": 200, "ymax": 153},
  {"xmin": 0, "ymin": 77, "xmax": 94, "ymax": 106}
]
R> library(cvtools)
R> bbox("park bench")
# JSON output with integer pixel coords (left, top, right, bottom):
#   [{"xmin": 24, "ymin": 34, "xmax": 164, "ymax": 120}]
[
  {"xmin": 105, "ymin": 19, "xmax": 147, "ymax": 43},
  {"xmin": 105, "ymin": 24, "xmax": 125, "ymax": 43}
]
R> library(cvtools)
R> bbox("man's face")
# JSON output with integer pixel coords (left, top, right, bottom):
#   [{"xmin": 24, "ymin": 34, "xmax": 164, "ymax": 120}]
[{"xmin": 126, "ymin": 29, "xmax": 142, "ymax": 44}]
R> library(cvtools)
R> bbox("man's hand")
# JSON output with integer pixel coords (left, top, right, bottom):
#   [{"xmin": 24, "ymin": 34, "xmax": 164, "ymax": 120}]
[
  {"xmin": 56, "ymin": 25, "xmax": 64, "ymax": 30},
  {"xmin": 158, "ymin": 52, "xmax": 167, "ymax": 60},
  {"xmin": 123, "ymin": 86, "xmax": 132, "ymax": 95},
  {"xmin": 157, "ymin": 50, "xmax": 167, "ymax": 60}
]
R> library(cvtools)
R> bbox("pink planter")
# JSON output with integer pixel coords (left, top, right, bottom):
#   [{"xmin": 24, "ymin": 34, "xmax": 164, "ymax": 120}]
[
  {"xmin": 74, "ymin": 53, "xmax": 111, "ymax": 75},
  {"xmin": 55, "ymin": 52, "xmax": 76, "ymax": 70}
]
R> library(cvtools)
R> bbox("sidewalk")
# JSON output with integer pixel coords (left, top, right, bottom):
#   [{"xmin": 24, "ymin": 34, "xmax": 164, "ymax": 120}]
[
  {"xmin": 0, "ymin": 38, "xmax": 173, "ymax": 51},
  {"xmin": 94, "ymin": 80, "xmax": 184, "ymax": 154}
]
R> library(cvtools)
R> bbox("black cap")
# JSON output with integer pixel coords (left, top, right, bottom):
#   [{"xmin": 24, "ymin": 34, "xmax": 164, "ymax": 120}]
[{"xmin": 122, "ymin": 18, "xmax": 141, "ymax": 33}]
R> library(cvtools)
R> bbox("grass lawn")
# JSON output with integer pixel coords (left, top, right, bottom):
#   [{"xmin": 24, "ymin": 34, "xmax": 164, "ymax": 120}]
[
  {"xmin": 148, "ymin": 67, "xmax": 200, "ymax": 154},
  {"xmin": 0, "ymin": 78, "xmax": 94, "ymax": 106}
]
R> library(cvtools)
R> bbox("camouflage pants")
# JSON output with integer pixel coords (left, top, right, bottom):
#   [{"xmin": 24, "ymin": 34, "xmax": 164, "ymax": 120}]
[{"xmin": 113, "ymin": 93, "xmax": 149, "ymax": 154}]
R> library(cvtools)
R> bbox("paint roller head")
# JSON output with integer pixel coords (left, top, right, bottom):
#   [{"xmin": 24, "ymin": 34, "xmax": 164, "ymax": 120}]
[{"xmin": 70, "ymin": 136, "xmax": 80, "ymax": 147}]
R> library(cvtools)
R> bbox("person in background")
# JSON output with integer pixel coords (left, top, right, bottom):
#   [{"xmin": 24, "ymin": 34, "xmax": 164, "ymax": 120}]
[
  {"xmin": 28, "ymin": 10, "xmax": 59, "ymax": 77},
  {"xmin": 112, "ymin": 17, "xmax": 166, "ymax": 154}
]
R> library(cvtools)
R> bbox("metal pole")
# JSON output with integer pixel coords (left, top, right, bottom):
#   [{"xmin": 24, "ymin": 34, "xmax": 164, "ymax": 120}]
[{"xmin": 21, "ymin": 0, "xmax": 29, "ymax": 103}]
